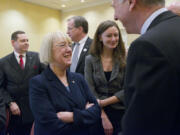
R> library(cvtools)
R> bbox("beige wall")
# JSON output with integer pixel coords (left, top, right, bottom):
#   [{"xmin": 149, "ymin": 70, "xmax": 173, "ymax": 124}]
[
  {"xmin": 0, "ymin": 0, "xmax": 175, "ymax": 58},
  {"xmin": 59, "ymin": 0, "xmax": 175, "ymax": 49},
  {"xmin": 166, "ymin": 0, "xmax": 175, "ymax": 6},
  {"xmin": 0, "ymin": 0, "xmax": 61, "ymax": 57},
  {"xmin": 60, "ymin": 3, "xmax": 117, "ymax": 37}
]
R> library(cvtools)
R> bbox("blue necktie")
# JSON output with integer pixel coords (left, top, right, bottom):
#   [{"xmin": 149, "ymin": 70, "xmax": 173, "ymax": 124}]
[{"xmin": 70, "ymin": 43, "xmax": 80, "ymax": 72}]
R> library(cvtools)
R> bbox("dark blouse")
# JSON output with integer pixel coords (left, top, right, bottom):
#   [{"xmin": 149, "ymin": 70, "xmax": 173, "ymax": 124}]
[{"xmin": 104, "ymin": 71, "xmax": 112, "ymax": 82}]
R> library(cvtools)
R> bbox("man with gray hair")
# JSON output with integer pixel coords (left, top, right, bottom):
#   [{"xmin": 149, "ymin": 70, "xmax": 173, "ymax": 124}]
[
  {"xmin": 112, "ymin": 0, "xmax": 180, "ymax": 134},
  {"xmin": 67, "ymin": 16, "xmax": 92, "ymax": 76}
]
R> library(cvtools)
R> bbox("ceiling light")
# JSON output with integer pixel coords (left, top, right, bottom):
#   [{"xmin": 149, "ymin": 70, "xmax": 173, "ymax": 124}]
[
  {"xmin": 81, "ymin": 0, "xmax": 85, "ymax": 2},
  {"xmin": 61, "ymin": 4, "xmax": 66, "ymax": 7}
]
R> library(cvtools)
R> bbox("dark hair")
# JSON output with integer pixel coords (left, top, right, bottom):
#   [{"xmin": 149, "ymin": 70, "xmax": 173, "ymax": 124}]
[
  {"xmin": 90, "ymin": 20, "xmax": 126, "ymax": 69},
  {"xmin": 68, "ymin": 16, "xmax": 88, "ymax": 33},
  {"xmin": 11, "ymin": 30, "xmax": 25, "ymax": 41}
]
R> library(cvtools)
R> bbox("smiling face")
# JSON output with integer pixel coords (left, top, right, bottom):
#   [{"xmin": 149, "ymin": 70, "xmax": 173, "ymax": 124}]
[
  {"xmin": 100, "ymin": 26, "xmax": 119, "ymax": 50},
  {"xmin": 12, "ymin": 33, "xmax": 29, "ymax": 54},
  {"xmin": 51, "ymin": 38, "xmax": 72, "ymax": 69}
]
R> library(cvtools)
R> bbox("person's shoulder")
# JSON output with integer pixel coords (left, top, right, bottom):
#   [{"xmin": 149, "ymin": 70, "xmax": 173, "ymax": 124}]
[
  {"xmin": 27, "ymin": 51, "xmax": 40, "ymax": 60},
  {"xmin": 130, "ymin": 35, "xmax": 152, "ymax": 50},
  {"xmin": 86, "ymin": 54, "xmax": 97, "ymax": 61},
  {"xmin": 0, "ymin": 53, "xmax": 13, "ymax": 63},
  {"xmin": 88, "ymin": 37, "xmax": 93, "ymax": 42},
  {"xmin": 87, "ymin": 36, "xmax": 92, "ymax": 41},
  {"xmin": 86, "ymin": 54, "xmax": 92, "ymax": 60},
  {"xmin": 31, "ymin": 74, "xmax": 41, "ymax": 80},
  {"xmin": 30, "ymin": 73, "xmax": 43, "ymax": 84},
  {"xmin": 29, "ymin": 73, "xmax": 47, "ymax": 93},
  {"xmin": 27, "ymin": 51, "xmax": 39, "ymax": 56},
  {"xmin": 69, "ymin": 71, "xmax": 82, "ymax": 77},
  {"xmin": 86, "ymin": 37, "xmax": 93, "ymax": 44}
]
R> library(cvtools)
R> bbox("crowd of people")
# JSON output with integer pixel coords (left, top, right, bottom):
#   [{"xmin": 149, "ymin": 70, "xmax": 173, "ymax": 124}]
[{"xmin": 0, "ymin": 0, "xmax": 180, "ymax": 135}]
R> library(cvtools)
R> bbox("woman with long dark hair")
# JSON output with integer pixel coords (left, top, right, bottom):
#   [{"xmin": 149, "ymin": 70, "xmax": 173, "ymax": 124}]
[{"xmin": 85, "ymin": 20, "xmax": 126, "ymax": 135}]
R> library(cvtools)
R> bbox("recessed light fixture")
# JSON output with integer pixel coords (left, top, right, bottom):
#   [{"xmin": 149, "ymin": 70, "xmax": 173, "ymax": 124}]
[
  {"xmin": 61, "ymin": 4, "xmax": 66, "ymax": 7},
  {"xmin": 81, "ymin": 0, "xmax": 85, "ymax": 3}
]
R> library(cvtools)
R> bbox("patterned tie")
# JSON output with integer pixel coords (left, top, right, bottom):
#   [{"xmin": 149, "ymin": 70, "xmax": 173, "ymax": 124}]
[
  {"xmin": 70, "ymin": 43, "xmax": 80, "ymax": 72},
  {"xmin": 19, "ymin": 55, "xmax": 24, "ymax": 69}
]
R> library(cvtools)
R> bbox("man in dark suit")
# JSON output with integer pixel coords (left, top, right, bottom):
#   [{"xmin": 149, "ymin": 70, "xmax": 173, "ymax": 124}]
[
  {"xmin": 112, "ymin": 0, "xmax": 180, "ymax": 135},
  {"xmin": 0, "ymin": 30, "xmax": 45, "ymax": 135},
  {"xmin": 67, "ymin": 16, "xmax": 92, "ymax": 75},
  {"xmin": 0, "ymin": 91, "xmax": 6, "ymax": 132}
]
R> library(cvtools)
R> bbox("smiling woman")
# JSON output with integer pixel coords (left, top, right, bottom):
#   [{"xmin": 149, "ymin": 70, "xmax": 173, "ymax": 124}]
[
  {"xmin": 85, "ymin": 20, "xmax": 126, "ymax": 135},
  {"xmin": 39, "ymin": 31, "xmax": 72, "ymax": 66},
  {"xmin": 29, "ymin": 31, "xmax": 102, "ymax": 135}
]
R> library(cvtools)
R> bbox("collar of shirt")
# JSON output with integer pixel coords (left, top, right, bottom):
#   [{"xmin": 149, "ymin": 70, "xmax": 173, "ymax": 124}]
[
  {"xmin": 14, "ymin": 51, "xmax": 26, "ymax": 65},
  {"xmin": 73, "ymin": 35, "xmax": 88, "ymax": 59},
  {"xmin": 141, "ymin": 8, "xmax": 167, "ymax": 35}
]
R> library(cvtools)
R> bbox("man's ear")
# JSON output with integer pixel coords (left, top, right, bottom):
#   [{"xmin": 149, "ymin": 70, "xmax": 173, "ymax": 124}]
[
  {"xmin": 128, "ymin": 0, "xmax": 137, "ymax": 11},
  {"xmin": 11, "ymin": 40, "xmax": 15, "ymax": 47},
  {"xmin": 78, "ymin": 26, "xmax": 83, "ymax": 32}
]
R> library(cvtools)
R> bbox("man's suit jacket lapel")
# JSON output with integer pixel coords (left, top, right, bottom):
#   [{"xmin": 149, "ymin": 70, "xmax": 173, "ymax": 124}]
[
  {"xmin": 23, "ymin": 52, "xmax": 33, "ymax": 74},
  {"xmin": 72, "ymin": 43, "xmax": 76, "ymax": 50},
  {"xmin": 9, "ymin": 52, "xmax": 34, "ymax": 74},
  {"xmin": 76, "ymin": 37, "xmax": 91, "ymax": 68},
  {"xmin": 148, "ymin": 11, "xmax": 177, "ymax": 31},
  {"xmin": 9, "ymin": 52, "xmax": 22, "ymax": 72},
  {"xmin": 8, "ymin": 53, "xmax": 26, "ymax": 83}
]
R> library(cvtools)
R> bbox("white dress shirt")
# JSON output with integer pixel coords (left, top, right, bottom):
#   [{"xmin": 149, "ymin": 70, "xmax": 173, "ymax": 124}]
[{"xmin": 72, "ymin": 35, "xmax": 88, "ymax": 60}]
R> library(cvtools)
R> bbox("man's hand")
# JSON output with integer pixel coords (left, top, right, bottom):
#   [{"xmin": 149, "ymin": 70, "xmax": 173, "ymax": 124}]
[{"xmin": 9, "ymin": 102, "xmax": 21, "ymax": 115}]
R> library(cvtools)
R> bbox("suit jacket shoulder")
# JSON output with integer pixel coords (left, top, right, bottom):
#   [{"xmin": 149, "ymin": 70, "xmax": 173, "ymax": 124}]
[
  {"xmin": 132, "ymin": 11, "xmax": 180, "ymax": 73},
  {"xmin": 85, "ymin": 54, "xmax": 98, "ymax": 62}
]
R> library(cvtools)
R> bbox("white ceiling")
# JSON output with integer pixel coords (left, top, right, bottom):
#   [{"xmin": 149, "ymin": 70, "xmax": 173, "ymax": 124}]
[{"xmin": 21, "ymin": 0, "xmax": 111, "ymax": 12}]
